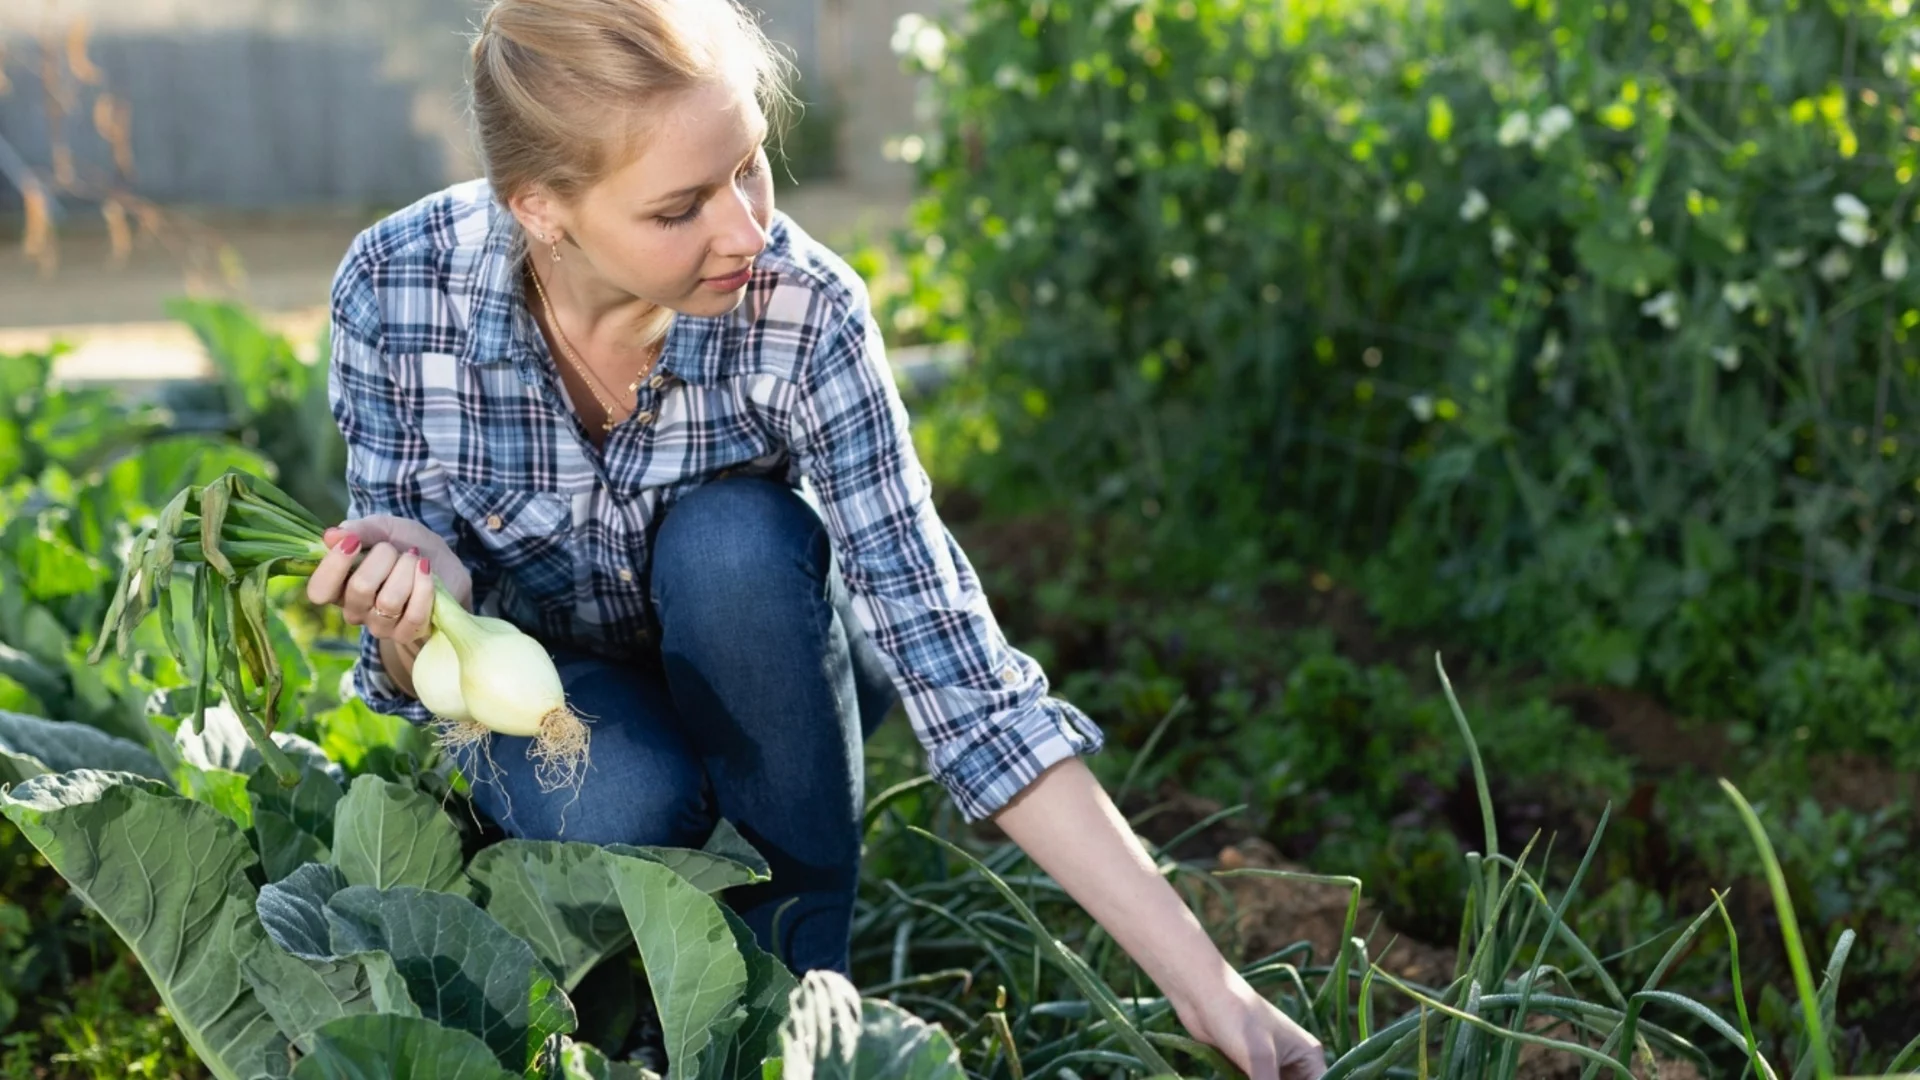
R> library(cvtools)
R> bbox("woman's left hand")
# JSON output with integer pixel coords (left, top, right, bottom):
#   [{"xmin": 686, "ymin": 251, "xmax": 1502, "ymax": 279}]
[{"xmin": 1172, "ymin": 971, "xmax": 1327, "ymax": 1080}]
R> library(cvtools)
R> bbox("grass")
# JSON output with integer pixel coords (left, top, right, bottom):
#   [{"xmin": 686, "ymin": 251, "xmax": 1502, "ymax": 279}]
[{"xmin": 847, "ymin": 654, "xmax": 1920, "ymax": 1080}]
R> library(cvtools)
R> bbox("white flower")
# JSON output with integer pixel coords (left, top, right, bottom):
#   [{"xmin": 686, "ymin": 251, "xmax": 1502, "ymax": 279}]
[
  {"xmin": 1721, "ymin": 281, "xmax": 1759, "ymax": 313},
  {"xmin": 891, "ymin": 15, "xmax": 948, "ymax": 69},
  {"xmin": 1834, "ymin": 193, "xmax": 1873, "ymax": 247},
  {"xmin": 1497, "ymin": 111, "xmax": 1532, "ymax": 147},
  {"xmin": 1168, "ymin": 254, "xmax": 1194, "ymax": 280},
  {"xmin": 1409, "ymin": 394, "xmax": 1436, "ymax": 422},
  {"xmin": 1773, "ymin": 248, "xmax": 1807, "ymax": 269},
  {"xmin": 890, "ymin": 13, "xmax": 927, "ymax": 56},
  {"xmin": 1817, "ymin": 247, "xmax": 1853, "ymax": 282},
  {"xmin": 1491, "ymin": 224, "xmax": 1516, "ymax": 257},
  {"xmin": 1532, "ymin": 105, "xmax": 1574, "ymax": 150},
  {"xmin": 1459, "ymin": 188, "xmax": 1489, "ymax": 223},
  {"xmin": 910, "ymin": 23, "xmax": 947, "ymax": 70},
  {"xmin": 1883, "ymin": 239, "xmax": 1910, "ymax": 282},
  {"xmin": 995, "ymin": 64, "xmax": 1022, "ymax": 89},
  {"xmin": 1639, "ymin": 290, "xmax": 1681, "ymax": 330},
  {"xmin": 1833, "ymin": 193, "xmax": 1870, "ymax": 222},
  {"xmin": 1376, "ymin": 195, "xmax": 1402, "ymax": 225},
  {"xmin": 1056, "ymin": 147, "xmax": 1080, "ymax": 172},
  {"xmin": 1034, "ymin": 280, "xmax": 1059, "ymax": 305},
  {"xmin": 1054, "ymin": 175, "xmax": 1094, "ymax": 215},
  {"xmin": 1202, "ymin": 77, "xmax": 1230, "ymax": 106},
  {"xmin": 1712, "ymin": 344, "xmax": 1740, "ymax": 372},
  {"xmin": 896, "ymin": 135, "xmax": 925, "ymax": 164},
  {"xmin": 1534, "ymin": 329, "xmax": 1563, "ymax": 373},
  {"xmin": 1204, "ymin": 212, "xmax": 1226, "ymax": 235}
]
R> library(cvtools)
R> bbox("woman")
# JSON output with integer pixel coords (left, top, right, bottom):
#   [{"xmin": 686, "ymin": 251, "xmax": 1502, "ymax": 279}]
[{"xmin": 305, "ymin": 0, "xmax": 1324, "ymax": 1076}]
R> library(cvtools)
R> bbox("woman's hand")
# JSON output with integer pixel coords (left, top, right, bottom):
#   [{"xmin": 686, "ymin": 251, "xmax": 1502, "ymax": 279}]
[
  {"xmin": 1172, "ymin": 971, "xmax": 1327, "ymax": 1080},
  {"xmin": 990, "ymin": 760, "xmax": 1328, "ymax": 1080},
  {"xmin": 305, "ymin": 516, "xmax": 469, "ymax": 644}
]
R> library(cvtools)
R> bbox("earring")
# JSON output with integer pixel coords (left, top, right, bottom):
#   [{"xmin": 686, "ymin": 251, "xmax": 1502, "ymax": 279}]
[{"xmin": 549, "ymin": 232, "xmax": 563, "ymax": 264}]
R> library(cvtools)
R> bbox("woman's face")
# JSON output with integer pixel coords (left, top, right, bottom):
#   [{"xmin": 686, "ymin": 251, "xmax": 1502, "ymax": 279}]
[{"xmin": 524, "ymin": 78, "xmax": 775, "ymax": 318}]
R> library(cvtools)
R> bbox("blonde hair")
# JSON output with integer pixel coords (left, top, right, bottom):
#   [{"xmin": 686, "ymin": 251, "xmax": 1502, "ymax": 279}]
[{"xmin": 470, "ymin": 0, "xmax": 798, "ymax": 208}]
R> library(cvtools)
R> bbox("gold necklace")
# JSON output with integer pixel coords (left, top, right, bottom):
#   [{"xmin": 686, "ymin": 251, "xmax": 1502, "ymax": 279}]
[{"xmin": 527, "ymin": 264, "xmax": 665, "ymax": 433}]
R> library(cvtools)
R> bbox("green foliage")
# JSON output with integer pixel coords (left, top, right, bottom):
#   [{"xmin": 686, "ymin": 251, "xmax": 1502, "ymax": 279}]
[
  {"xmin": 894, "ymin": 0, "xmax": 1920, "ymax": 763},
  {"xmin": 0, "ymin": 729, "xmax": 977, "ymax": 1078},
  {"xmin": 166, "ymin": 299, "xmax": 349, "ymax": 525}
]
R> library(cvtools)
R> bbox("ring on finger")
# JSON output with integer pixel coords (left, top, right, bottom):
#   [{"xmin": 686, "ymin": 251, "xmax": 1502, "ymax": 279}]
[{"xmin": 371, "ymin": 605, "xmax": 398, "ymax": 621}]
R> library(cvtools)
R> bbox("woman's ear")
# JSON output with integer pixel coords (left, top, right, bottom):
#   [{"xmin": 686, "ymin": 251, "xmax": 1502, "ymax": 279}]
[{"xmin": 509, "ymin": 185, "xmax": 564, "ymax": 246}]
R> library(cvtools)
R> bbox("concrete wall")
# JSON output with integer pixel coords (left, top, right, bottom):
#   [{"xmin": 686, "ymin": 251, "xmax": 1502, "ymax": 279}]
[{"xmin": 0, "ymin": 0, "xmax": 921, "ymax": 212}]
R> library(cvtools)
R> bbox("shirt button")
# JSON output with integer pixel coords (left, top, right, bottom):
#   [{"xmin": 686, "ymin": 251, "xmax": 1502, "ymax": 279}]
[
  {"xmin": 1001, "ymin": 666, "xmax": 1019, "ymax": 684},
  {"xmin": 648, "ymin": 374, "xmax": 667, "ymax": 390},
  {"xmin": 618, "ymin": 568, "xmax": 635, "ymax": 583},
  {"xmin": 634, "ymin": 410, "xmax": 655, "ymax": 425},
  {"xmin": 485, "ymin": 513, "xmax": 504, "ymax": 531}
]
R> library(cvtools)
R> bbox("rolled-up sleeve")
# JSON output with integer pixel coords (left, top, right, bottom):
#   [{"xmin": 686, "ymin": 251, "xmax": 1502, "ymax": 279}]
[
  {"xmin": 783, "ymin": 298, "xmax": 1105, "ymax": 822},
  {"xmin": 327, "ymin": 242, "xmax": 459, "ymax": 726}
]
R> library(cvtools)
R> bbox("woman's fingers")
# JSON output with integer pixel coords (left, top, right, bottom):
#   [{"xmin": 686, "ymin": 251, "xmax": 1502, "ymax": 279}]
[
  {"xmin": 341, "ymin": 543, "xmax": 401, "ymax": 626},
  {"xmin": 305, "ymin": 531, "xmax": 362, "ymax": 606},
  {"xmin": 373, "ymin": 549, "xmax": 419, "ymax": 630},
  {"xmin": 395, "ymin": 554, "xmax": 437, "ymax": 643}
]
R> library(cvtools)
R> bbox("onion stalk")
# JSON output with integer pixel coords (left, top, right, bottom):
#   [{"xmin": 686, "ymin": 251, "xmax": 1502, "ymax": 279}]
[{"xmin": 91, "ymin": 469, "xmax": 589, "ymax": 791}]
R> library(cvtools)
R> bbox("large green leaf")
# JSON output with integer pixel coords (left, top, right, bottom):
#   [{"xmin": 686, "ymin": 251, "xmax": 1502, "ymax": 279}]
[
  {"xmin": 0, "ymin": 708, "xmax": 167, "ymax": 784},
  {"xmin": 178, "ymin": 704, "xmax": 344, "ymax": 784},
  {"xmin": 0, "ymin": 770, "xmax": 291, "ymax": 1080},
  {"xmin": 696, "ymin": 905, "xmax": 796, "ymax": 1080},
  {"xmin": 529, "ymin": 974, "xmax": 580, "ymax": 1072},
  {"xmin": 0, "ymin": 645, "xmax": 66, "ymax": 712},
  {"xmin": 617, "ymin": 820, "xmax": 770, "ymax": 895},
  {"xmin": 257, "ymin": 862, "xmax": 351, "ymax": 958},
  {"xmin": 240, "ymin": 929, "xmax": 378, "ymax": 1055},
  {"xmin": 560, "ymin": 1041, "xmax": 649, "ymax": 1080},
  {"xmin": 248, "ymin": 761, "xmax": 345, "ymax": 883},
  {"xmin": 254, "ymin": 810, "xmax": 331, "ymax": 883},
  {"xmin": 325, "ymin": 884, "xmax": 573, "ymax": 1070},
  {"xmin": 777, "ymin": 972, "xmax": 963, "ymax": 1080},
  {"xmin": 469, "ymin": 840, "xmax": 635, "ymax": 991},
  {"xmin": 313, "ymin": 699, "xmax": 436, "ymax": 781},
  {"xmin": 290, "ymin": 1013, "xmax": 520, "ymax": 1080},
  {"xmin": 604, "ymin": 851, "xmax": 750, "ymax": 1080},
  {"xmin": 331, "ymin": 774, "xmax": 467, "ymax": 894},
  {"xmin": 250, "ymin": 863, "xmax": 420, "ymax": 1037}
]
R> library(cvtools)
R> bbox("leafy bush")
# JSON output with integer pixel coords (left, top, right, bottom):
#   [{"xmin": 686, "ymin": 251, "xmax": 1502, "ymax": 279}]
[{"xmin": 893, "ymin": 0, "xmax": 1920, "ymax": 756}]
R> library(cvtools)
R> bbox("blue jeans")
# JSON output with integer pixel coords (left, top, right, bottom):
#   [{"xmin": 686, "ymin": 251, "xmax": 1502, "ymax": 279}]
[{"xmin": 459, "ymin": 476, "xmax": 898, "ymax": 977}]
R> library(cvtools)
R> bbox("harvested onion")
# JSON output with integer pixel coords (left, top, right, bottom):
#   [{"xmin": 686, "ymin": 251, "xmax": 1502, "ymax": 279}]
[
  {"xmin": 414, "ymin": 582, "xmax": 590, "ymax": 794},
  {"xmin": 90, "ymin": 469, "xmax": 589, "ymax": 793},
  {"xmin": 410, "ymin": 632, "xmax": 468, "ymax": 724}
]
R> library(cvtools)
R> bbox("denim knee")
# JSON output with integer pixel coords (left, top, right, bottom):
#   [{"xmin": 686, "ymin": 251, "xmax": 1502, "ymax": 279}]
[
  {"xmin": 650, "ymin": 477, "xmax": 830, "ymax": 631},
  {"xmin": 464, "ymin": 652, "xmax": 716, "ymax": 849}
]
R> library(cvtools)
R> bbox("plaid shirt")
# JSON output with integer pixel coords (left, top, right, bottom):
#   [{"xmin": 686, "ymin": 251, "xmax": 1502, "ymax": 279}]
[{"xmin": 326, "ymin": 179, "xmax": 1104, "ymax": 822}]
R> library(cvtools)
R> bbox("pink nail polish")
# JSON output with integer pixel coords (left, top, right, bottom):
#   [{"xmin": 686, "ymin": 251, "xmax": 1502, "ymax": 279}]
[
  {"xmin": 419, "ymin": 557, "xmax": 432, "ymax": 573},
  {"xmin": 340, "ymin": 535, "xmax": 362, "ymax": 555}
]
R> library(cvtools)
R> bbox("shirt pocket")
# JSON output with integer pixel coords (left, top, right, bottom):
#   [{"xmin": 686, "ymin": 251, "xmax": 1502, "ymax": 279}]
[{"xmin": 445, "ymin": 478, "xmax": 577, "ymax": 620}]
